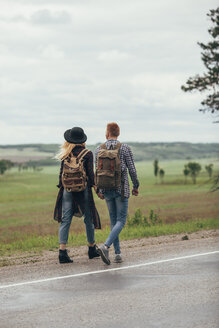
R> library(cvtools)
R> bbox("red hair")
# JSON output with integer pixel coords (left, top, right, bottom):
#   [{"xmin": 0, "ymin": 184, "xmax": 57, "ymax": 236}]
[{"xmin": 106, "ymin": 122, "xmax": 120, "ymax": 137}]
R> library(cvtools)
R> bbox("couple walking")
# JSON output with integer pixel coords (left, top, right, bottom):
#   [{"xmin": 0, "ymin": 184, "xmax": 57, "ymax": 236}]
[{"xmin": 54, "ymin": 122, "xmax": 139, "ymax": 265}]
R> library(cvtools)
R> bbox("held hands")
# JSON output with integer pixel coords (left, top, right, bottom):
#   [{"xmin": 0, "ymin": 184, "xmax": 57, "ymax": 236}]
[
  {"xmin": 94, "ymin": 185, "xmax": 138, "ymax": 198},
  {"xmin": 132, "ymin": 188, "xmax": 139, "ymax": 196},
  {"xmin": 97, "ymin": 193, "xmax": 105, "ymax": 200},
  {"xmin": 93, "ymin": 185, "xmax": 105, "ymax": 200}
]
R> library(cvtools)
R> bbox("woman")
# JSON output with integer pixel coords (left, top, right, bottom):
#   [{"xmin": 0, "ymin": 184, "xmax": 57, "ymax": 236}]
[{"xmin": 54, "ymin": 127, "xmax": 101, "ymax": 263}]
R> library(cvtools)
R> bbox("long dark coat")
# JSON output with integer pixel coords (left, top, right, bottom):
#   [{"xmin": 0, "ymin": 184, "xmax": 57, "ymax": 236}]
[{"xmin": 53, "ymin": 146, "xmax": 101, "ymax": 229}]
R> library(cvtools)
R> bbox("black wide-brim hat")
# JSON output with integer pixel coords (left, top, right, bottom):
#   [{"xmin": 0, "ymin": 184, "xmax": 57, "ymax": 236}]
[{"xmin": 64, "ymin": 127, "xmax": 87, "ymax": 144}]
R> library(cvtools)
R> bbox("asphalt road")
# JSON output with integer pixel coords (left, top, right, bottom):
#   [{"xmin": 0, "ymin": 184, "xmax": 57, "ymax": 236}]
[{"xmin": 0, "ymin": 236, "xmax": 219, "ymax": 328}]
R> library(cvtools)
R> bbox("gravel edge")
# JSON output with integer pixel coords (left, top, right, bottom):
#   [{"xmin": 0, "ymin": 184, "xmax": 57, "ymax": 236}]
[{"xmin": 0, "ymin": 229, "xmax": 218, "ymax": 267}]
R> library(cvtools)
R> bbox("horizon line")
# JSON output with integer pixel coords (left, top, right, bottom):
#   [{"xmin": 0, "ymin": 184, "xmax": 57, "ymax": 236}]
[{"xmin": 0, "ymin": 141, "xmax": 219, "ymax": 147}]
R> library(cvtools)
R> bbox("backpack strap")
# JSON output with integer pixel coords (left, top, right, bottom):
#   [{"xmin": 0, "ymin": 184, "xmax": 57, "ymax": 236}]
[
  {"xmin": 66, "ymin": 152, "xmax": 74, "ymax": 162},
  {"xmin": 115, "ymin": 142, "xmax": 121, "ymax": 150},
  {"xmin": 100, "ymin": 143, "xmax": 107, "ymax": 149},
  {"xmin": 76, "ymin": 148, "xmax": 90, "ymax": 162},
  {"xmin": 113, "ymin": 142, "xmax": 122, "ymax": 157},
  {"xmin": 115, "ymin": 143, "xmax": 125, "ymax": 200}
]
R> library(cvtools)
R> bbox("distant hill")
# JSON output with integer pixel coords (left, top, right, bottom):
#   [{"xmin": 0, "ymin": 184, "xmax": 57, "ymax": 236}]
[
  {"xmin": 0, "ymin": 142, "xmax": 218, "ymax": 164},
  {"xmin": 124, "ymin": 142, "xmax": 219, "ymax": 161}
]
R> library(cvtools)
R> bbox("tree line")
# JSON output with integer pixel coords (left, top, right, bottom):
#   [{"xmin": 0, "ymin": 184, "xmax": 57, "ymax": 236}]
[
  {"xmin": 153, "ymin": 160, "xmax": 214, "ymax": 184},
  {"xmin": 0, "ymin": 160, "xmax": 43, "ymax": 175}
]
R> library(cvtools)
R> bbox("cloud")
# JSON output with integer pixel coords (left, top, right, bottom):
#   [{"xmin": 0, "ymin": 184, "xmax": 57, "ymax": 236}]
[
  {"xmin": 98, "ymin": 50, "xmax": 131, "ymax": 62},
  {"xmin": 0, "ymin": 0, "xmax": 218, "ymax": 144},
  {"xmin": 31, "ymin": 9, "xmax": 72, "ymax": 25},
  {"xmin": 39, "ymin": 44, "xmax": 65, "ymax": 59}
]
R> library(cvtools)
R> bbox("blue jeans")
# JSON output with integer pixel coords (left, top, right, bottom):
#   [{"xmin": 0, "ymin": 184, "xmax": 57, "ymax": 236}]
[
  {"xmin": 104, "ymin": 191, "xmax": 128, "ymax": 254},
  {"xmin": 59, "ymin": 187, "xmax": 95, "ymax": 245}
]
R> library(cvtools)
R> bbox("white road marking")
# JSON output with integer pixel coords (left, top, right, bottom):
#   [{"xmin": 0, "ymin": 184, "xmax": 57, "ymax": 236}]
[{"xmin": 0, "ymin": 251, "xmax": 218, "ymax": 289}]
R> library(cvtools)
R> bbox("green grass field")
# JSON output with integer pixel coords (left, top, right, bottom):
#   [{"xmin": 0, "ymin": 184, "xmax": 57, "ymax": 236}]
[{"xmin": 0, "ymin": 158, "xmax": 218, "ymax": 257}]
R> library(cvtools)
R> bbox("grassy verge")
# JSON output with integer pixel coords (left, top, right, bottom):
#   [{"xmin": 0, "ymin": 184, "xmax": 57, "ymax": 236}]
[{"xmin": 0, "ymin": 218, "xmax": 218, "ymax": 257}]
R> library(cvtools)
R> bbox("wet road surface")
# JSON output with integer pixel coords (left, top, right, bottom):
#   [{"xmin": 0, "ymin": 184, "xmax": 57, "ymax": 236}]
[{"xmin": 0, "ymin": 236, "xmax": 219, "ymax": 328}]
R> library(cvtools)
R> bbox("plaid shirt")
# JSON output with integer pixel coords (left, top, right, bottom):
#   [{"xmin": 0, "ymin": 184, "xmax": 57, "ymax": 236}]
[{"xmin": 95, "ymin": 140, "xmax": 139, "ymax": 198}]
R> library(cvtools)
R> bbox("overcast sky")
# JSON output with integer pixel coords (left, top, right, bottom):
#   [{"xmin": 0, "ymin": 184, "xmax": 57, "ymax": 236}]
[{"xmin": 0, "ymin": 0, "xmax": 218, "ymax": 145}]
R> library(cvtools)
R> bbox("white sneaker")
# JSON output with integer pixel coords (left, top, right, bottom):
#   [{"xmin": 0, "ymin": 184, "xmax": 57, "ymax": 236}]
[{"xmin": 113, "ymin": 254, "xmax": 123, "ymax": 263}]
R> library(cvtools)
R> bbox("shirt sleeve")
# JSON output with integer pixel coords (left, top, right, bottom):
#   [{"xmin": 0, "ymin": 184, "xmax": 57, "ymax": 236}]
[
  {"xmin": 124, "ymin": 145, "xmax": 139, "ymax": 189},
  {"xmin": 84, "ymin": 151, "xmax": 95, "ymax": 187}
]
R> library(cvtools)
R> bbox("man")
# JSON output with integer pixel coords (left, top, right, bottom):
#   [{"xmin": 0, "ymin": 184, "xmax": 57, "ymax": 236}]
[{"xmin": 95, "ymin": 122, "xmax": 139, "ymax": 265}]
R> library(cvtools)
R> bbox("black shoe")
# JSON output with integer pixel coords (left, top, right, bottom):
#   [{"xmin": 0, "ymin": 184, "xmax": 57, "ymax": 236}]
[
  {"xmin": 88, "ymin": 244, "xmax": 100, "ymax": 259},
  {"xmin": 59, "ymin": 249, "xmax": 73, "ymax": 263}
]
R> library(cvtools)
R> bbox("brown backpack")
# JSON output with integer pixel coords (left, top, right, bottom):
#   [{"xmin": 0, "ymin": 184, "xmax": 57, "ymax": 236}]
[
  {"xmin": 62, "ymin": 149, "xmax": 89, "ymax": 192},
  {"xmin": 95, "ymin": 143, "xmax": 122, "ymax": 190}
]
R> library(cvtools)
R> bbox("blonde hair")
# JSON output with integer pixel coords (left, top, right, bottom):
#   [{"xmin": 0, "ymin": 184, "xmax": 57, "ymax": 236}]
[{"xmin": 55, "ymin": 141, "xmax": 86, "ymax": 161}]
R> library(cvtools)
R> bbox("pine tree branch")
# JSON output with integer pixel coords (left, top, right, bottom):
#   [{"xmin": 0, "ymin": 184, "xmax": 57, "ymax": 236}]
[{"xmin": 181, "ymin": 7, "xmax": 219, "ymax": 114}]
